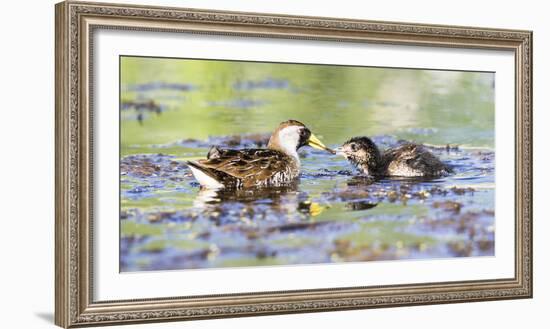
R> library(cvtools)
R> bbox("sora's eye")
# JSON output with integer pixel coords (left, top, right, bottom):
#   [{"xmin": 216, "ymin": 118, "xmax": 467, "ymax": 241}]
[{"xmin": 350, "ymin": 143, "xmax": 358, "ymax": 151}]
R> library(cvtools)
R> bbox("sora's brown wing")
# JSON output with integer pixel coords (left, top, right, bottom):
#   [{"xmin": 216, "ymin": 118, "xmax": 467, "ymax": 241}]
[{"xmin": 197, "ymin": 149, "xmax": 296, "ymax": 186}]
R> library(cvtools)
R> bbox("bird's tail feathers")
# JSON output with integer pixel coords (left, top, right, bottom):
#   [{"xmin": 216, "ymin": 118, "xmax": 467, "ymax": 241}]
[{"xmin": 186, "ymin": 161, "xmax": 226, "ymax": 189}]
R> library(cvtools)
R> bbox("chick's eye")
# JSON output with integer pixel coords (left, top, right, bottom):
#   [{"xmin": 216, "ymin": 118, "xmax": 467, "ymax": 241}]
[{"xmin": 350, "ymin": 143, "xmax": 357, "ymax": 151}]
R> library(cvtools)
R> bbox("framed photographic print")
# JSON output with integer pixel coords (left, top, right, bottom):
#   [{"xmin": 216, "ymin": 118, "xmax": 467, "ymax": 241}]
[{"xmin": 55, "ymin": 1, "xmax": 532, "ymax": 327}]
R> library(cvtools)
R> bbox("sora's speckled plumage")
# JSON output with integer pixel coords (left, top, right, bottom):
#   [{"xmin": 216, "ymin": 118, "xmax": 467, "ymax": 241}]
[
  {"xmin": 337, "ymin": 136, "xmax": 453, "ymax": 178},
  {"xmin": 187, "ymin": 120, "xmax": 333, "ymax": 189}
]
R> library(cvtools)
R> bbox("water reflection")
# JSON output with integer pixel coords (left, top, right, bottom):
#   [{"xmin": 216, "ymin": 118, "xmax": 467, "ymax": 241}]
[
  {"xmin": 195, "ymin": 184, "xmax": 299, "ymax": 206},
  {"xmin": 193, "ymin": 183, "xmax": 329, "ymax": 224}
]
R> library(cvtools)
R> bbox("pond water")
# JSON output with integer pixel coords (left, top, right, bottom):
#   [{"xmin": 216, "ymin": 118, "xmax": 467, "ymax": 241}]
[{"xmin": 119, "ymin": 57, "xmax": 495, "ymax": 272}]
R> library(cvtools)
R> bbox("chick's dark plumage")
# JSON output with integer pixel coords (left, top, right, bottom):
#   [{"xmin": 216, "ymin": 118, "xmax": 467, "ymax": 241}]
[{"xmin": 338, "ymin": 136, "xmax": 453, "ymax": 178}]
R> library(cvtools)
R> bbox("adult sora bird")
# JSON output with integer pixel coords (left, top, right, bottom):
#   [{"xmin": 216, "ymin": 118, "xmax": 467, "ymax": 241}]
[
  {"xmin": 336, "ymin": 136, "xmax": 453, "ymax": 178},
  {"xmin": 187, "ymin": 120, "xmax": 334, "ymax": 189}
]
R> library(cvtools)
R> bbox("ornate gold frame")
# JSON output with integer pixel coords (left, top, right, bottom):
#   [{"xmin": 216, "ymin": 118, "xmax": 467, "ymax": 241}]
[{"xmin": 55, "ymin": 1, "xmax": 533, "ymax": 327}]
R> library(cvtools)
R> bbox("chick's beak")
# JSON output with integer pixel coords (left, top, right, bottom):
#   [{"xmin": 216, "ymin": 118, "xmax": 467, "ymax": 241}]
[
  {"xmin": 307, "ymin": 134, "xmax": 335, "ymax": 154},
  {"xmin": 334, "ymin": 146, "xmax": 345, "ymax": 156}
]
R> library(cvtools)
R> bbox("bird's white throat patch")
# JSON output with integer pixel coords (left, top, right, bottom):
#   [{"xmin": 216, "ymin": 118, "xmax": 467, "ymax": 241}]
[{"xmin": 274, "ymin": 126, "xmax": 302, "ymax": 162}]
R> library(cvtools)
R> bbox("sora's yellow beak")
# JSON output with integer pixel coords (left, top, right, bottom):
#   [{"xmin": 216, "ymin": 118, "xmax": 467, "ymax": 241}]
[{"xmin": 307, "ymin": 134, "xmax": 336, "ymax": 154}]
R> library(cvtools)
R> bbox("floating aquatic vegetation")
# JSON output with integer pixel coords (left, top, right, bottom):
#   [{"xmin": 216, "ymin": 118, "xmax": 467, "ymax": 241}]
[
  {"xmin": 120, "ymin": 99, "xmax": 166, "ymax": 124},
  {"xmin": 156, "ymin": 133, "xmax": 271, "ymax": 150},
  {"xmin": 432, "ymin": 200, "xmax": 462, "ymax": 213},
  {"xmin": 125, "ymin": 81, "xmax": 196, "ymax": 92},
  {"xmin": 206, "ymin": 98, "xmax": 267, "ymax": 109},
  {"xmin": 401, "ymin": 127, "xmax": 439, "ymax": 136},
  {"xmin": 119, "ymin": 134, "xmax": 495, "ymax": 272},
  {"xmin": 233, "ymin": 78, "xmax": 290, "ymax": 91}
]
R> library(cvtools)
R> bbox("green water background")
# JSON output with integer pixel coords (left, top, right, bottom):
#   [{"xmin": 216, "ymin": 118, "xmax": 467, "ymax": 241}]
[{"xmin": 121, "ymin": 56, "xmax": 494, "ymax": 156}]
